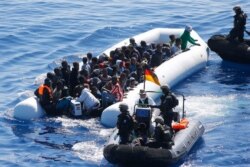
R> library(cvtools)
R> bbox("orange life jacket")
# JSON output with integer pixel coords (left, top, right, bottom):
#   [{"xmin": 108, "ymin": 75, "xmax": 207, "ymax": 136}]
[
  {"xmin": 172, "ymin": 118, "xmax": 189, "ymax": 130},
  {"xmin": 38, "ymin": 84, "xmax": 52, "ymax": 96}
]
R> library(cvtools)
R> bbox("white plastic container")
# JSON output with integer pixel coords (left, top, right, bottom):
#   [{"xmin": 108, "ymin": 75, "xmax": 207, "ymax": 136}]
[{"xmin": 70, "ymin": 99, "xmax": 82, "ymax": 116}]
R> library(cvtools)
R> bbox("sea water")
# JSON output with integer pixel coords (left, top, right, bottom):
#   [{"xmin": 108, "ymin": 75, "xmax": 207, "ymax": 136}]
[{"xmin": 0, "ymin": 0, "xmax": 250, "ymax": 166}]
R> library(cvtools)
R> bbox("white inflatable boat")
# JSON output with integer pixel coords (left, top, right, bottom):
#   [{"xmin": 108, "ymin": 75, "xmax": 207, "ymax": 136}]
[
  {"xmin": 13, "ymin": 28, "xmax": 209, "ymax": 121},
  {"xmin": 101, "ymin": 28, "xmax": 209, "ymax": 127}
]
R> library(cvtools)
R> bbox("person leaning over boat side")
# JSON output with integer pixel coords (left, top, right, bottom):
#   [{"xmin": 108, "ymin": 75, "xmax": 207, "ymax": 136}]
[
  {"xmin": 34, "ymin": 78, "xmax": 55, "ymax": 116},
  {"xmin": 150, "ymin": 85, "xmax": 179, "ymax": 128},
  {"xmin": 180, "ymin": 25, "xmax": 200, "ymax": 50},
  {"xmin": 117, "ymin": 103, "xmax": 134, "ymax": 144},
  {"xmin": 228, "ymin": 6, "xmax": 247, "ymax": 42},
  {"xmin": 76, "ymin": 83, "xmax": 100, "ymax": 115}
]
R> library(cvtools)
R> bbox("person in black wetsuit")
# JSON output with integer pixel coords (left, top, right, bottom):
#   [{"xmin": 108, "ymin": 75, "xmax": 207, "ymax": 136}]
[
  {"xmin": 228, "ymin": 6, "xmax": 247, "ymax": 42},
  {"xmin": 151, "ymin": 85, "xmax": 179, "ymax": 128},
  {"xmin": 116, "ymin": 103, "xmax": 134, "ymax": 144}
]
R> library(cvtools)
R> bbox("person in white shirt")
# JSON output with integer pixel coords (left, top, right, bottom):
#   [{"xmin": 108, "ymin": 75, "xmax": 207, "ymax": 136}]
[
  {"xmin": 76, "ymin": 84, "xmax": 100, "ymax": 115},
  {"xmin": 137, "ymin": 89, "xmax": 156, "ymax": 107}
]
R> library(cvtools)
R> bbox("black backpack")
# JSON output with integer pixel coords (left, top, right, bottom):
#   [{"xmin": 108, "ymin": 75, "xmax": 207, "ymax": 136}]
[{"xmin": 171, "ymin": 94, "xmax": 179, "ymax": 108}]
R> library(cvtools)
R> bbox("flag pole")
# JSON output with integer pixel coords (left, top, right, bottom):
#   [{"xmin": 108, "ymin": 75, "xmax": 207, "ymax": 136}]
[{"xmin": 143, "ymin": 65, "xmax": 146, "ymax": 90}]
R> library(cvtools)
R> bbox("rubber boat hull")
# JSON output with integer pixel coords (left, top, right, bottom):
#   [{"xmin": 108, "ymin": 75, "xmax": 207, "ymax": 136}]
[
  {"xmin": 208, "ymin": 35, "xmax": 250, "ymax": 64},
  {"xmin": 103, "ymin": 120, "xmax": 205, "ymax": 166},
  {"xmin": 101, "ymin": 28, "xmax": 209, "ymax": 127},
  {"xmin": 13, "ymin": 97, "xmax": 45, "ymax": 120}
]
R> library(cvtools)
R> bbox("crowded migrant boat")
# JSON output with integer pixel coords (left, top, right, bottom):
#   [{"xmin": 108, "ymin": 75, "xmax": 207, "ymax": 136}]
[{"xmin": 34, "ymin": 32, "xmax": 190, "ymax": 118}]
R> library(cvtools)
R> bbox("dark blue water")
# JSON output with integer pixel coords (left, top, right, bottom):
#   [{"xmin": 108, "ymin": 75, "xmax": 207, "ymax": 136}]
[{"xmin": 1, "ymin": 1, "xmax": 250, "ymax": 166}]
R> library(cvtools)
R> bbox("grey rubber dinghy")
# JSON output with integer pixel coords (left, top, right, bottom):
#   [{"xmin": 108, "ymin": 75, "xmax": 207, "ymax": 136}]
[{"xmin": 103, "ymin": 103, "xmax": 205, "ymax": 166}]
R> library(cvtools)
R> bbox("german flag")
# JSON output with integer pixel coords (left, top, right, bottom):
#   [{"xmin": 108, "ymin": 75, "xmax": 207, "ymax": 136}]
[{"xmin": 144, "ymin": 68, "xmax": 161, "ymax": 86}]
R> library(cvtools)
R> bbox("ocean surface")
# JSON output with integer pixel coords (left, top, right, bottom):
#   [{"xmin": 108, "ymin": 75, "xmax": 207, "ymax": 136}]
[{"xmin": 0, "ymin": 0, "xmax": 250, "ymax": 166}]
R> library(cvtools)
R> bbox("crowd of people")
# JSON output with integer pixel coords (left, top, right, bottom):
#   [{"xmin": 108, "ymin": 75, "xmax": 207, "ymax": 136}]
[{"xmin": 34, "ymin": 26, "xmax": 199, "ymax": 118}]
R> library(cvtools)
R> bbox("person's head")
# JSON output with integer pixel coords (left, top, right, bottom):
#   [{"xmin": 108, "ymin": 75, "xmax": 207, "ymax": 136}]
[
  {"xmin": 78, "ymin": 76, "xmax": 85, "ymax": 84},
  {"xmin": 119, "ymin": 103, "xmax": 129, "ymax": 113},
  {"xmin": 62, "ymin": 86, "xmax": 69, "ymax": 97},
  {"xmin": 111, "ymin": 76, "xmax": 118, "ymax": 85},
  {"xmin": 129, "ymin": 77, "xmax": 136, "ymax": 88},
  {"xmin": 169, "ymin": 34, "xmax": 176, "ymax": 42},
  {"xmin": 56, "ymin": 80, "xmax": 63, "ymax": 90},
  {"xmin": 131, "ymin": 57, "xmax": 137, "ymax": 64},
  {"xmin": 82, "ymin": 57, "xmax": 88, "ymax": 64},
  {"xmin": 73, "ymin": 62, "xmax": 79, "ymax": 70},
  {"xmin": 61, "ymin": 60, "xmax": 68, "ymax": 69},
  {"xmin": 185, "ymin": 25, "xmax": 192, "ymax": 32},
  {"xmin": 44, "ymin": 78, "xmax": 52, "ymax": 87},
  {"xmin": 175, "ymin": 38, "xmax": 182, "ymax": 46},
  {"xmin": 156, "ymin": 43, "xmax": 162, "ymax": 51},
  {"xmin": 154, "ymin": 116, "xmax": 164, "ymax": 125},
  {"xmin": 129, "ymin": 38, "xmax": 136, "ymax": 45},
  {"xmin": 139, "ymin": 89, "xmax": 147, "ymax": 99},
  {"xmin": 54, "ymin": 67, "xmax": 61, "ymax": 76},
  {"xmin": 87, "ymin": 52, "xmax": 92, "ymax": 60},
  {"xmin": 83, "ymin": 83, "xmax": 90, "ymax": 89},
  {"xmin": 161, "ymin": 85, "xmax": 170, "ymax": 94},
  {"xmin": 138, "ymin": 122, "xmax": 147, "ymax": 132},
  {"xmin": 233, "ymin": 6, "xmax": 242, "ymax": 14},
  {"xmin": 140, "ymin": 40, "xmax": 147, "ymax": 47},
  {"xmin": 47, "ymin": 72, "xmax": 55, "ymax": 80}
]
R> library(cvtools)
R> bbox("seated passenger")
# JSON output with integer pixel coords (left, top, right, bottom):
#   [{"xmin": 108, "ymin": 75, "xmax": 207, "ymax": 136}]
[
  {"xmin": 56, "ymin": 86, "xmax": 73, "ymax": 115},
  {"xmin": 171, "ymin": 38, "xmax": 182, "ymax": 56},
  {"xmin": 52, "ymin": 80, "xmax": 64, "ymax": 103},
  {"xmin": 169, "ymin": 34, "xmax": 176, "ymax": 47},
  {"xmin": 34, "ymin": 78, "xmax": 55, "ymax": 116},
  {"xmin": 101, "ymin": 76, "xmax": 123, "ymax": 108},
  {"xmin": 127, "ymin": 77, "xmax": 137, "ymax": 90},
  {"xmin": 153, "ymin": 116, "xmax": 174, "ymax": 149},
  {"xmin": 76, "ymin": 84, "xmax": 100, "ymax": 115},
  {"xmin": 117, "ymin": 103, "xmax": 134, "ymax": 144},
  {"xmin": 132, "ymin": 122, "xmax": 148, "ymax": 146},
  {"xmin": 162, "ymin": 44, "xmax": 171, "ymax": 60}
]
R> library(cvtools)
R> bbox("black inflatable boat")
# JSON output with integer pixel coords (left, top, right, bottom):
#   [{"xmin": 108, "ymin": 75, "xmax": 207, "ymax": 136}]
[
  {"xmin": 207, "ymin": 35, "xmax": 250, "ymax": 64},
  {"xmin": 103, "ymin": 120, "xmax": 204, "ymax": 166}
]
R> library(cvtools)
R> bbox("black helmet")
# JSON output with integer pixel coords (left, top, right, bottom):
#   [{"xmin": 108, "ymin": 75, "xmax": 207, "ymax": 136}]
[
  {"xmin": 119, "ymin": 103, "xmax": 129, "ymax": 112},
  {"xmin": 161, "ymin": 85, "xmax": 170, "ymax": 92},
  {"xmin": 154, "ymin": 116, "xmax": 164, "ymax": 125},
  {"xmin": 233, "ymin": 6, "xmax": 241, "ymax": 12}
]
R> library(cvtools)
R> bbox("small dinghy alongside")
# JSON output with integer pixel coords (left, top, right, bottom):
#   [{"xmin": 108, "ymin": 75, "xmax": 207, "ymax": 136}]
[
  {"xmin": 103, "ymin": 97, "xmax": 205, "ymax": 166},
  {"xmin": 208, "ymin": 34, "xmax": 250, "ymax": 64}
]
